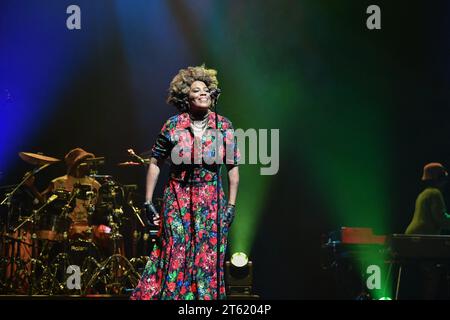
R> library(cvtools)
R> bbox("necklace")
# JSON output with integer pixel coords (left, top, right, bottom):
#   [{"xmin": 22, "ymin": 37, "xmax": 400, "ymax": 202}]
[
  {"xmin": 191, "ymin": 118, "xmax": 208, "ymax": 130},
  {"xmin": 190, "ymin": 112, "xmax": 209, "ymax": 133}
]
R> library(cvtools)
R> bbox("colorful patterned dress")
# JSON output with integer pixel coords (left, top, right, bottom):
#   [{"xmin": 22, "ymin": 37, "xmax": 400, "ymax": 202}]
[{"xmin": 131, "ymin": 111, "xmax": 239, "ymax": 300}]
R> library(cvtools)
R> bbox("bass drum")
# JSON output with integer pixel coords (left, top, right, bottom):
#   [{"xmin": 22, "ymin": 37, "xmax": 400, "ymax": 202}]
[
  {"xmin": 49, "ymin": 238, "xmax": 102, "ymax": 271},
  {"xmin": 45, "ymin": 238, "xmax": 102, "ymax": 293},
  {"xmin": 67, "ymin": 238, "xmax": 102, "ymax": 268}
]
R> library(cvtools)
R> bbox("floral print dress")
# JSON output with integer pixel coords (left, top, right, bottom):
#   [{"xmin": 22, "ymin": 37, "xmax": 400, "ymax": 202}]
[{"xmin": 131, "ymin": 112, "xmax": 239, "ymax": 300}]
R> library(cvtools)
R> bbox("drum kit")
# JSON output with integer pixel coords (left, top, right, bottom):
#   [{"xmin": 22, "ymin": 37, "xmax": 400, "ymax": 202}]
[{"xmin": 0, "ymin": 151, "xmax": 158, "ymax": 295}]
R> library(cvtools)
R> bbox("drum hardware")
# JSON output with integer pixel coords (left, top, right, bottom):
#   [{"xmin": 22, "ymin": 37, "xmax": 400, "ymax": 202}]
[
  {"xmin": 82, "ymin": 179, "xmax": 141, "ymax": 295},
  {"xmin": 80, "ymin": 157, "xmax": 105, "ymax": 167},
  {"xmin": 131, "ymin": 230, "xmax": 141, "ymax": 258},
  {"xmin": 0, "ymin": 236, "xmax": 26, "ymax": 293},
  {"xmin": 1, "ymin": 178, "xmax": 85, "ymax": 294},
  {"xmin": 79, "ymin": 157, "xmax": 105, "ymax": 173},
  {"xmin": 18, "ymin": 152, "xmax": 61, "ymax": 166},
  {"xmin": 28, "ymin": 256, "xmax": 49, "ymax": 295},
  {"xmin": 1, "ymin": 155, "xmax": 89, "ymax": 294},
  {"xmin": 79, "ymin": 157, "xmax": 105, "ymax": 178},
  {"xmin": 35, "ymin": 237, "xmax": 102, "ymax": 295},
  {"xmin": 127, "ymin": 191, "xmax": 159, "ymax": 258},
  {"xmin": 89, "ymin": 174, "xmax": 113, "ymax": 180},
  {"xmin": 0, "ymin": 152, "xmax": 60, "ymax": 284},
  {"xmin": 2, "ymin": 152, "xmax": 60, "ymax": 207},
  {"xmin": 13, "ymin": 194, "xmax": 59, "ymax": 233},
  {"xmin": 128, "ymin": 200, "xmax": 146, "ymax": 228},
  {"xmin": 124, "ymin": 184, "xmax": 145, "ymax": 228},
  {"xmin": 83, "ymin": 253, "xmax": 141, "ymax": 295},
  {"xmin": 127, "ymin": 148, "xmax": 149, "ymax": 165},
  {"xmin": 0, "ymin": 193, "xmax": 59, "ymax": 294},
  {"xmin": 127, "ymin": 195, "xmax": 159, "ymax": 237},
  {"xmin": 117, "ymin": 162, "xmax": 141, "ymax": 167},
  {"xmin": 1, "ymin": 165, "xmax": 51, "ymax": 208},
  {"xmin": 18, "ymin": 192, "xmax": 70, "ymax": 242},
  {"xmin": 1, "ymin": 232, "xmax": 58, "ymax": 295},
  {"xmin": 71, "ymin": 183, "xmax": 95, "ymax": 202},
  {"xmin": 59, "ymin": 187, "xmax": 80, "ymax": 218},
  {"xmin": 0, "ymin": 227, "xmax": 46, "ymax": 294},
  {"xmin": 1, "ymin": 153, "xmax": 158, "ymax": 296}
]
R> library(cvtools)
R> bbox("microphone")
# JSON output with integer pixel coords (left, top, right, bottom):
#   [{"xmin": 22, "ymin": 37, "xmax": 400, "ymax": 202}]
[
  {"xmin": 210, "ymin": 88, "xmax": 222, "ymax": 103},
  {"xmin": 127, "ymin": 149, "xmax": 149, "ymax": 165}
]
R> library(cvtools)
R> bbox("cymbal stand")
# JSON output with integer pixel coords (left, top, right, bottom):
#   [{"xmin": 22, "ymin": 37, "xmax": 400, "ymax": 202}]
[
  {"xmin": 0, "ymin": 164, "xmax": 50, "ymax": 206},
  {"xmin": 1, "ymin": 197, "xmax": 47, "ymax": 295},
  {"xmin": 60, "ymin": 188, "xmax": 80, "ymax": 220}
]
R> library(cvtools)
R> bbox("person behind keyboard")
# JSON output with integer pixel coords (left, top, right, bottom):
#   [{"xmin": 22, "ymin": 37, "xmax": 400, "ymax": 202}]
[
  {"xmin": 406, "ymin": 162, "xmax": 450, "ymax": 235},
  {"xmin": 403, "ymin": 162, "xmax": 450, "ymax": 299}
]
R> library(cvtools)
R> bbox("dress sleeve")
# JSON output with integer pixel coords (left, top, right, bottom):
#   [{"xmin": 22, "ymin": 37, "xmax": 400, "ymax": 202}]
[{"xmin": 150, "ymin": 119, "xmax": 173, "ymax": 161}]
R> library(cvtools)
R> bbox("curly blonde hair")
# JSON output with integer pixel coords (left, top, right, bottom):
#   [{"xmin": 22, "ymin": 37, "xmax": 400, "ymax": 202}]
[{"xmin": 167, "ymin": 65, "xmax": 219, "ymax": 112}]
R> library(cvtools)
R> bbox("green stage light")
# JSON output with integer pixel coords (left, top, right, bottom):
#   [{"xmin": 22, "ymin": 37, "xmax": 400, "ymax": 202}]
[
  {"xmin": 226, "ymin": 254, "xmax": 254, "ymax": 296},
  {"xmin": 231, "ymin": 252, "xmax": 249, "ymax": 268}
]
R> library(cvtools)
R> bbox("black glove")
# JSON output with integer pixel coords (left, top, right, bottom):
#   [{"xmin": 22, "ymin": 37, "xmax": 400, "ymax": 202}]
[
  {"xmin": 143, "ymin": 201, "xmax": 160, "ymax": 228},
  {"xmin": 225, "ymin": 204, "xmax": 236, "ymax": 226}
]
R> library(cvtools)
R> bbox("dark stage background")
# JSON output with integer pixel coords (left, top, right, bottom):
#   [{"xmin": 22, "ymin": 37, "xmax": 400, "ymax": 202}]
[{"xmin": 1, "ymin": 0, "xmax": 450, "ymax": 299}]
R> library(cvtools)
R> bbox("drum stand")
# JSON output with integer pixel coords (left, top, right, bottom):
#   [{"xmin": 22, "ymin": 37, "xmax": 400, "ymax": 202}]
[
  {"xmin": 28, "ymin": 239, "xmax": 50, "ymax": 295},
  {"xmin": 83, "ymin": 219, "xmax": 140, "ymax": 295},
  {"xmin": 0, "ymin": 176, "xmax": 36, "ymax": 294},
  {"xmin": 0, "ymin": 232, "xmax": 27, "ymax": 294},
  {"xmin": 23, "ymin": 186, "xmax": 96, "ymax": 295},
  {"xmin": 6, "ymin": 200, "xmax": 57, "ymax": 295},
  {"xmin": 0, "ymin": 228, "xmax": 48, "ymax": 295}
]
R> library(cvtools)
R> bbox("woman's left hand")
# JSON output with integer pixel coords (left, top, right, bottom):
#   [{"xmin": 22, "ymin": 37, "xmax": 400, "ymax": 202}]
[{"xmin": 225, "ymin": 204, "xmax": 236, "ymax": 226}]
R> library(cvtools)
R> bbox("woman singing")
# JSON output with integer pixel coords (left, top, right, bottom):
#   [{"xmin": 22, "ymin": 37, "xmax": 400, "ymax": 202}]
[{"xmin": 131, "ymin": 65, "xmax": 240, "ymax": 300}]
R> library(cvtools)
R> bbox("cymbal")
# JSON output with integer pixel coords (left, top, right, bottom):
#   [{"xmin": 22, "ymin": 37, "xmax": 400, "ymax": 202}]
[
  {"xmin": 117, "ymin": 161, "xmax": 142, "ymax": 167},
  {"xmin": 19, "ymin": 152, "xmax": 61, "ymax": 166}
]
